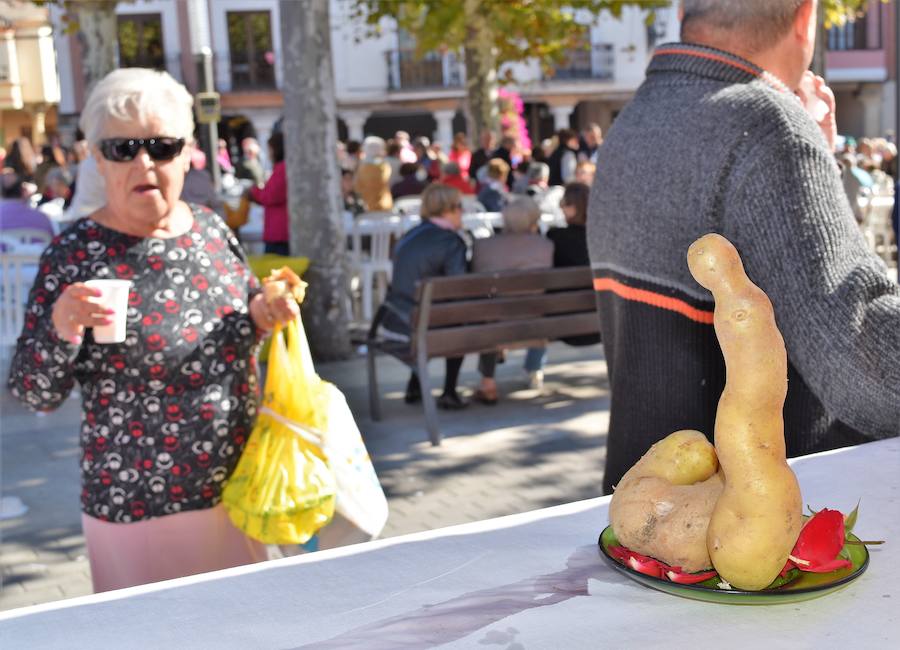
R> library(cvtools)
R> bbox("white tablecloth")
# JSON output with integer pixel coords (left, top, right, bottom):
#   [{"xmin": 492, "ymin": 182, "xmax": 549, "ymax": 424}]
[{"xmin": 1, "ymin": 438, "xmax": 898, "ymax": 649}]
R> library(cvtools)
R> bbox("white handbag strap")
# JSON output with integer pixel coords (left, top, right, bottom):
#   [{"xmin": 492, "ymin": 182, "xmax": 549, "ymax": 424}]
[{"xmin": 259, "ymin": 406, "xmax": 324, "ymax": 449}]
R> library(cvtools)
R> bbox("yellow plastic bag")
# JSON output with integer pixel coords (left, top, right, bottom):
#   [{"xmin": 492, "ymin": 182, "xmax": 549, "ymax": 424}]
[{"xmin": 222, "ymin": 318, "xmax": 335, "ymax": 544}]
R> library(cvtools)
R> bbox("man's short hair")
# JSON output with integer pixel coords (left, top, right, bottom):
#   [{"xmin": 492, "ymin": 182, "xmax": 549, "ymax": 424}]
[
  {"xmin": 558, "ymin": 128, "xmax": 577, "ymax": 145},
  {"xmin": 443, "ymin": 161, "xmax": 461, "ymax": 176},
  {"xmin": 527, "ymin": 162, "xmax": 550, "ymax": 183},
  {"xmin": 399, "ymin": 162, "xmax": 419, "ymax": 177},
  {"xmin": 681, "ymin": 0, "xmax": 807, "ymax": 53}
]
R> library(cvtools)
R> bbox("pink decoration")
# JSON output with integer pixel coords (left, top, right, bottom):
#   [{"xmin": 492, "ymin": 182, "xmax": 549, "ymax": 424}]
[{"xmin": 497, "ymin": 88, "xmax": 532, "ymax": 154}]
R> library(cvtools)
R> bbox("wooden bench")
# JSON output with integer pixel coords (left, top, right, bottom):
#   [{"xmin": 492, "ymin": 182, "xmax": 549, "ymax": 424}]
[{"xmin": 366, "ymin": 266, "xmax": 600, "ymax": 445}]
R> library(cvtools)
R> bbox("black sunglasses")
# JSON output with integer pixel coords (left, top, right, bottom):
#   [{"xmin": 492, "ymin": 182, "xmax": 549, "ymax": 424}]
[{"xmin": 99, "ymin": 137, "xmax": 186, "ymax": 162}]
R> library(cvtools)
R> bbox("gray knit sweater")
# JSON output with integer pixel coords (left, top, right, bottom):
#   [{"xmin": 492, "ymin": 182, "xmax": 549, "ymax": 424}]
[{"xmin": 588, "ymin": 43, "xmax": 899, "ymax": 493}]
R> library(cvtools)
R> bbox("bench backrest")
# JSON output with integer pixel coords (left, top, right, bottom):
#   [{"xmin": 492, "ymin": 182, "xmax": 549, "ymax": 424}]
[{"xmin": 410, "ymin": 266, "xmax": 598, "ymax": 358}]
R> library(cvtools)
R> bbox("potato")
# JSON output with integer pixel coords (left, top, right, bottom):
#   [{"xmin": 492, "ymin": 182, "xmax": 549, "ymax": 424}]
[
  {"xmin": 610, "ymin": 430, "xmax": 723, "ymax": 572},
  {"xmin": 687, "ymin": 233, "xmax": 802, "ymax": 591}
]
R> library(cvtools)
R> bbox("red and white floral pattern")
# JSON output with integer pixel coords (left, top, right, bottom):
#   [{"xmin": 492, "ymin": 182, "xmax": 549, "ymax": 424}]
[{"xmin": 7, "ymin": 206, "xmax": 261, "ymax": 522}]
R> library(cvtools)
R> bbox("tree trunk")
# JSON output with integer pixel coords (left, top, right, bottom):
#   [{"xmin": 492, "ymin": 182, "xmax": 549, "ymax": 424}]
[
  {"xmin": 279, "ymin": 0, "xmax": 351, "ymax": 361},
  {"xmin": 75, "ymin": 1, "xmax": 119, "ymax": 94},
  {"xmin": 463, "ymin": 0, "xmax": 499, "ymax": 141}
]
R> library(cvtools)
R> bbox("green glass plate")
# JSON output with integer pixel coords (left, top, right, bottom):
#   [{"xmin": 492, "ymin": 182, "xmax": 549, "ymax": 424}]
[{"xmin": 598, "ymin": 525, "xmax": 869, "ymax": 605}]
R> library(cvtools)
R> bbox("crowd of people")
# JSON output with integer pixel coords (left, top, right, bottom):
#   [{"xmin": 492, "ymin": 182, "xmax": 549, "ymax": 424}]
[
  {"xmin": 331, "ymin": 125, "xmax": 604, "ymax": 409},
  {"xmin": 336, "ymin": 125, "xmax": 600, "ymax": 219}
]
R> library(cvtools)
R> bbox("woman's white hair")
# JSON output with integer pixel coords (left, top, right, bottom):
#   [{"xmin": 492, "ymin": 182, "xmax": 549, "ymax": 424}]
[
  {"xmin": 80, "ymin": 68, "xmax": 195, "ymax": 146},
  {"xmin": 362, "ymin": 136, "xmax": 386, "ymax": 160},
  {"xmin": 502, "ymin": 196, "xmax": 541, "ymax": 234}
]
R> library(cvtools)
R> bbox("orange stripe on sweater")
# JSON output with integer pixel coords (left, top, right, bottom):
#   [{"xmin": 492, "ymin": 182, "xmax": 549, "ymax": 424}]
[
  {"xmin": 653, "ymin": 47, "xmax": 760, "ymax": 79},
  {"xmin": 593, "ymin": 277, "xmax": 715, "ymax": 325}
]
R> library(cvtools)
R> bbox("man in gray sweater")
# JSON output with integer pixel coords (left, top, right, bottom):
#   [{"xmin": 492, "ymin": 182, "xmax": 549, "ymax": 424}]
[{"xmin": 589, "ymin": 0, "xmax": 900, "ymax": 494}]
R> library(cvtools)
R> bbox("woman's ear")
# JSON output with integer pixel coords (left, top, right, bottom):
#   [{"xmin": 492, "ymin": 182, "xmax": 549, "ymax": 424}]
[{"xmin": 92, "ymin": 144, "xmax": 107, "ymax": 175}]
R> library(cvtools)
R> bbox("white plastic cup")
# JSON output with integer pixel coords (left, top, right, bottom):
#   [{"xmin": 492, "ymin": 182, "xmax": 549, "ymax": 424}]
[{"xmin": 84, "ymin": 279, "xmax": 132, "ymax": 344}]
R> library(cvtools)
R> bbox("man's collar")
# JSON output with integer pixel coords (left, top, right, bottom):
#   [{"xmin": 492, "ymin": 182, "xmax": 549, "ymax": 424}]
[{"xmin": 649, "ymin": 42, "xmax": 792, "ymax": 95}]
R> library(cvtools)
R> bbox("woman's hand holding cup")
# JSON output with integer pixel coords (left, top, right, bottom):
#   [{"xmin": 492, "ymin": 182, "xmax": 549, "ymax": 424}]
[{"xmin": 52, "ymin": 283, "xmax": 115, "ymax": 346}]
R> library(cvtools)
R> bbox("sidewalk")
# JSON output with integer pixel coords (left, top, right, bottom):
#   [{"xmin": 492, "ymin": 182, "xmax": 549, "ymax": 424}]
[{"xmin": 0, "ymin": 341, "xmax": 610, "ymax": 612}]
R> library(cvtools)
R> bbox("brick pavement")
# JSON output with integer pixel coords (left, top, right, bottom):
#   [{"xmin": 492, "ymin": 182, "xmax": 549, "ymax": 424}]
[{"xmin": 0, "ymin": 342, "xmax": 610, "ymax": 612}]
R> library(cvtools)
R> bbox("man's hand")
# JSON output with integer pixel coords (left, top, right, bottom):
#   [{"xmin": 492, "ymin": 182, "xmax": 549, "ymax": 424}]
[{"xmin": 796, "ymin": 71, "xmax": 837, "ymax": 152}]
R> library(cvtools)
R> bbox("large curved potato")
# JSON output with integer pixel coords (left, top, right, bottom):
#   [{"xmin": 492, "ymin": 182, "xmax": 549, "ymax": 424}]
[{"xmin": 687, "ymin": 233, "xmax": 802, "ymax": 590}]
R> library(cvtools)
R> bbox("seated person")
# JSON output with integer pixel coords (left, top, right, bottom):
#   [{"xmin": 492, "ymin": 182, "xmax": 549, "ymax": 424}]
[
  {"xmin": 523, "ymin": 162, "xmax": 550, "ymax": 201},
  {"xmin": 440, "ymin": 161, "xmax": 475, "ymax": 195},
  {"xmin": 342, "ymin": 169, "xmax": 364, "ymax": 216},
  {"xmin": 547, "ymin": 182, "xmax": 590, "ymax": 266},
  {"xmin": 380, "ymin": 183, "xmax": 469, "ymax": 410},
  {"xmin": 391, "ymin": 162, "xmax": 427, "ymax": 199},
  {"xmin": 547, "ymin": 182, "xmax": 600, "ymax": 346},
  {"xmin": 470, "ymin": 197, "xmax": 554, "ymax": 402},
  {"xmin": 476, "ymin": 158, "xmax": 510, "ymax": 212}
]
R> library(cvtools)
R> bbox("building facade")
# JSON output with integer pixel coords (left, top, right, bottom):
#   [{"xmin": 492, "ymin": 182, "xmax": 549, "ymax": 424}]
[
  {"xmin": 40, "ymin": 0, "xmax": 897, "ymax": 152},
  {"xmin": 825, "ymin": 0, "xmax": 897, "ymax": 140},
  {"xmin": 0, "ymin": 1, "xmax": 60, "ymax": 148},
  {"xmin": 47, "ymin": 0, "xmax": 680, "ymax": 153}
]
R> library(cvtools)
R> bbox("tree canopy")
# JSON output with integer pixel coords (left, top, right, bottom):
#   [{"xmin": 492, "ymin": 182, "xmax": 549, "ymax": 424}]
[
  {"xmin": 354, "ymin": 0, "xmax": 888, "ymax": 64},
  {"xmin": 353, "ymin": 0, "xmax": 670, "ymax": 78}
]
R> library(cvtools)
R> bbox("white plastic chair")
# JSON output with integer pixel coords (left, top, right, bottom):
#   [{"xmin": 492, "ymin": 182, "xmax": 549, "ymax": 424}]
[
  {"xmin": 461, "ymin": 196, "xmax": 486, "ymax": 213},
  {"xmin": 347, "ymin": 212, "xmax": 405, "ymax": 323},
  {"xmin": 0, "ymin": 228, "xmax": 53, "ymax": 249},
  {"xmin": 860, "ymin": 195, "xmax": 896, "ymax": 267},
  {"xmin": 393, "ymin": 195, "xmax": 422, "ymax": 217},
  {"xmin": 0, "ymin": 238, "xmax": 42, "ymax": 347},
  {"xmin": 462, "ymin": 211, "xmax": 500, "ymax": 239}
]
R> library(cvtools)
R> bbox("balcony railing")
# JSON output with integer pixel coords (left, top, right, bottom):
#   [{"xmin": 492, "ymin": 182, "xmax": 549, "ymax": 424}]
[
  {"xmin": 827, "ymin": 15, "xmax": 882, "ymax": 51},
  {"xmin": 385, "ymin": 49, "xmax": 464, "ymax": 91},
  {"xmin": 545, "ymin": 43, "xmax": 615, "ymax": 81}
]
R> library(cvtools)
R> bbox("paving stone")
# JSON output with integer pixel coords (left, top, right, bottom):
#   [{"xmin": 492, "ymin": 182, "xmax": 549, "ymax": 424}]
[{"xmin": 0, "ymin": 341, "xmax": 610, "ymax": 612}]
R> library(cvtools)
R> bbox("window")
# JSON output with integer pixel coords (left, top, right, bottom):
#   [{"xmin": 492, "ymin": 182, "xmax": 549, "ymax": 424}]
[
  {"xmin": 827, "ymin": 13, "xmax": 881, "ymax": 51},
  {"xmin": 118, "ymin": 14, "xmax": 165, "ymax": 70},
  {"xmin": 227, "ymin": 11, "xmax": 275, "ymax": 90}
]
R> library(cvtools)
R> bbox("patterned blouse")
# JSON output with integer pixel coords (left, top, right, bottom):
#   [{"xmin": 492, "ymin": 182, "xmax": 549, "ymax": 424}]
[{"xmin": 7, "ymin": 206, "xmax": 261, "ymax": 522}]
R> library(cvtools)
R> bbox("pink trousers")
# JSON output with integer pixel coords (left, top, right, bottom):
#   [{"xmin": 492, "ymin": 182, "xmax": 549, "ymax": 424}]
[{"xmin": 82, "ymin": 504, "xmax": 268, "ymax": 593}]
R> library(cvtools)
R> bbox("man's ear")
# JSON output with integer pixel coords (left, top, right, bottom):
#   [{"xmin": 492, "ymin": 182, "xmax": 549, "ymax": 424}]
[
  {"xmin": 677, "ymin": 1, "xmax": 684, "ymax": 22},
  {"xmin": 794, "ymin": 0, "xmax": 817, "ymax": 42}
]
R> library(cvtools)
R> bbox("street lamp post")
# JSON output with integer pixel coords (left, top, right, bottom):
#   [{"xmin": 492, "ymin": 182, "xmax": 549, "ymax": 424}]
[
  {"xmin": 199, "ymin": 47, "xmax": 221, "ymax": 193},
  {"xmin": 186, "ymin": 0, "xmax": 221, "ymax": 192}
]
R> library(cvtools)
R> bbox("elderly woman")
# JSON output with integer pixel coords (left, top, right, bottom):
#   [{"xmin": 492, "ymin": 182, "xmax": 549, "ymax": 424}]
[
  {"xmin": 470, "ymin": 197, "xmax": 554, "ymax": 401},
  {"xmin": 6, "ymin": 69, "xmax": 297, "ymax": 592},
  {"xmin": 380, "ymin": 183, "xmax": 468, "ymax": 410},
  {"xmin": 354, "ymin": 136, "xmax": 393, "ymax": 212}
]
